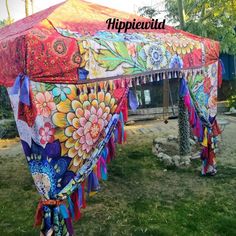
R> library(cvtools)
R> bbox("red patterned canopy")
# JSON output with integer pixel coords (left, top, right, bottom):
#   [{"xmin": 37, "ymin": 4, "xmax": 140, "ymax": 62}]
[{"xmin": 0, "ymin": 0, "xmax": 219, "ymax": 87}]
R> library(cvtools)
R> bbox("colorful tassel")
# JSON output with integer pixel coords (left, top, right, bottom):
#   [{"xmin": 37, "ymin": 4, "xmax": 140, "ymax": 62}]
[
  {"xmin": 65, "ymin": 217, "xmax": 74, "ymax": 235},
  {"xmin": 202, "ymin": 128, "xmax": 208, "ymax": 147},
  {"xmin": 70, "ymin": 191, "xmax": 81, "ymax": 221},
  {"xmin": 59, "ymin": 204, "xmax": 69, "ymax": 219},
  {"xmin": 81, "ymin": 182, "xmax": 86, "ymax": 209},
  {"xmin": 108, "ymin": 136, "xmax": 115, "ymax": 161},
  {"xmin": 34, "ymin": 201, "xmax": 43, "ymax": 227},
  {"xmin": 78, "ymin": 185, "xmax": 83, "ymax": 208},
  {"xmin": 87, "ymin": 171, "xmax": 100, "ymax": 197},
  {"xmin": 67, "ymin": 196, "xmax": 75, "ymax": 220},
  {"xmin": 100, "ymin": 155, "xmax": 108, "ymax": 181},
  {"xmin": 96, "ymin": 158, "xmax": 102, "ymax": 180}
]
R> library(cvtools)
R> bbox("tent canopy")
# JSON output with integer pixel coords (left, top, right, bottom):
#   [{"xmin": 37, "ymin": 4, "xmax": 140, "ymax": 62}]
[
  {"xmin": 0, "ymin": 0, "xmax": 219, "ymax": 87},
  {"xmin": 0, "ymin": 1, "xmax": 221, "ymax": 235}
]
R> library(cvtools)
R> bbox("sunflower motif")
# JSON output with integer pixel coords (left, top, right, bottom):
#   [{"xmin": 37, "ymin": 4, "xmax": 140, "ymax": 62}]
[
  {"xmin": 78, "ymin": 40, "xmax": 90, "ymax": 68},
  {"xmin": 52, "ymin": 89, "xmax": 117, "ymax": 170},
  {"xmin": 158, "ymin": 33, "xmax": 200, "ymax": 55}
]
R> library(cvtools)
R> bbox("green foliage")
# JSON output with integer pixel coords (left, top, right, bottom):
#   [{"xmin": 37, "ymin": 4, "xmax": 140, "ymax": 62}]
[
  {"xmin": 138, "ymin": 1, "xmax": 236, "ymax": 54},
  {"xmin": 0, "ymin": 86, "xmax": 13, "ymax": 120},
  {"xmin": 138, "ymin": 6, "xmax": 158, "ymax": 18},
  {"xmin": 0, "ymin": 18, "xmax": 13, "ymax": 28},
  {"xmin": 226, "ymin": 94, "xmax": 236, "ymax": 108},
  {"xmin": 0, "ymin": 20, "xmax": 7, "ymax": 28},
  {"xmin": 92, "ymin": 39, "xmax": 147, "ymax": 72},
  {"xmin": 0, "ymin": 120, "xmax": 18, "ymax": 138},
  {"xmin": 164, "ymin": 0, "xmax": 236, "ymax": 55}
]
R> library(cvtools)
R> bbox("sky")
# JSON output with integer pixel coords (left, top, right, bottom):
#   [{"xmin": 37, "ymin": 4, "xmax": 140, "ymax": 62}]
[{"xmin": 0, "ymin": 0, "xmax": 166, "ymax": 22}]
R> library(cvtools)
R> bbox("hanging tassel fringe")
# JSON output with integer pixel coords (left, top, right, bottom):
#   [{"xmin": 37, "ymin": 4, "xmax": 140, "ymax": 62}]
[
  {"xmin": 87, "ymin": 171, "xmax": 100, "ymax": 197},
  {"xmin": 70, "ymin": 191, "xmax": 81, "ymax": 221},
  {"xmin": 117, "ymin": 112, "xmax": 126, "ymax": 144},
  {"xmin": 36, "ymin": 200, "xmax": 73, "ymax": 236},
  {"xmin": 34, "ymin": 201, "xmax": 43, "ymax": 227}
]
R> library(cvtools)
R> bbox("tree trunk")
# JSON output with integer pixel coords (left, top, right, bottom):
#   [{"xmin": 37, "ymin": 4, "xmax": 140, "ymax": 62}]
[
  {"xmin": 5, "ymin": 0, "xmax": 12, "ymax": 23},
  {"xmin": 178, "ymin": 96, "xmax": 190, "ymax": 156},
  {"xmin": 31, "ymin": 0, "xmax": 34, "ymax": 14},
  {"xmin": 177, "ymin": 0, "xmax": 185, "ymax": 29},
  {"xmin": 25, "ymin": 0, "xmax": 29, "ymax": 16}
]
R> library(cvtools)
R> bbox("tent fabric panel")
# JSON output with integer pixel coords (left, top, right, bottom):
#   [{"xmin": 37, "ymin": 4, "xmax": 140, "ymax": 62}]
[
  {"xmin": 46, "ymin": 0, "xmax": 177, "ymax": 35},
  {"xmin": 0, "ymin": 2, "xmax": 63, "ymax": 41},
  {"xmin": 26, "ymin": 21, "xmax": 80, "ymax": 83},
  {"xmin": 0, "ymin": 35, "xmax": 26, "ymax": 87},
  {"xmin": 0, "ymin": 21, "xmax": 81, "ymax": 86},
  {"xmin": 0, "ymin": 0, "xmax": 220, "ymax": 86}
]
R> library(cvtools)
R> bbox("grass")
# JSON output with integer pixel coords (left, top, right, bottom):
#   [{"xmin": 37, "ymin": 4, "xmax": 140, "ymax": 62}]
[{"xmin": 0, "ymin": 137, "xmax": 235, "ymax": 236}]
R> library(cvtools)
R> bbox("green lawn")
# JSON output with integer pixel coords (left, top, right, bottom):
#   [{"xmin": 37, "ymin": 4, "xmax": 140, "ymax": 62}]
[{"xmin": 0, "ymin": 138, "xmax": 235, "ymax": 236}]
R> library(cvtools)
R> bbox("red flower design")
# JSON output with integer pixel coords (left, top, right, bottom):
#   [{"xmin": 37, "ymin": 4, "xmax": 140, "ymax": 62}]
[
  {"xmin": 182, "ymin": 48, "xmax": 202, "ymax": 68},
  {"xmin": 127, "ymin": 43, "xmax": 136, "ymax": 58},
  {"xmin": 34, "ymin": 91, "xmax": 56, "ymax": 117},
  {"xmin": 72, "ymin": 52, "xmax": 82, "ymax": 64},
  {"xmin": 18, "ymin": 90, "xmax": 37, "ymax": 127},
  {"xmin": 203, "ymin": 77, "xmax": 211, "ymax": 94},
  {"xmin": 39, "ymin": 122, "xmax": 55, "ymax": 145}
]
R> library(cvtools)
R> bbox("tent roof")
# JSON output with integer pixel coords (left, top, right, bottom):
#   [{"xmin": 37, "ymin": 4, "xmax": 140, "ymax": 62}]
[{"xmin": 0, "ymin": 0, "xmax": 220, "ymax": 87}]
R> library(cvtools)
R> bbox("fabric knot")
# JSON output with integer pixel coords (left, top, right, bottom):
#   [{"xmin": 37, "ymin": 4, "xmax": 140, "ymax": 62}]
[{"xmin": 10, "ymin": 73, "xmax": 30, "ymax": 106}]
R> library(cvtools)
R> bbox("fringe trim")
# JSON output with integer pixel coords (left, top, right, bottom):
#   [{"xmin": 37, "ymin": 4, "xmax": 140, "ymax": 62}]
[{"xmin": 35, "ymin": 109, "xmax": 126, "ymax": 235}]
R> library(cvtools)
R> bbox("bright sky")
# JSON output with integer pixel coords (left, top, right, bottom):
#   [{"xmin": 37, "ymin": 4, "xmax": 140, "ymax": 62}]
[{"xmin": 0, "ymin": 0, "xmax": 166, "ymax": 21}]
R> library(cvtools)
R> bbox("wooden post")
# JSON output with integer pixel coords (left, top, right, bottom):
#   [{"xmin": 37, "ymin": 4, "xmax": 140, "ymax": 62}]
[{"xmin": 163, "ymin": 73, "xmax": 169, "ymax": 121}]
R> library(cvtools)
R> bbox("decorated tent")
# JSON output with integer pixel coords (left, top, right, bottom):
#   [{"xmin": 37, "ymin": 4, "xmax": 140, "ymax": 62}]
[{"xmin": 0, "ymin": 0, "xmax": 222, "ymax": 235}]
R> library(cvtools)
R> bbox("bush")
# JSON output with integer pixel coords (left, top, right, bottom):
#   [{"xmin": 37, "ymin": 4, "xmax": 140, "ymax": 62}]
[{"xmin": 227, "ymin": 94, "xmax": 236, "ymax": 109}]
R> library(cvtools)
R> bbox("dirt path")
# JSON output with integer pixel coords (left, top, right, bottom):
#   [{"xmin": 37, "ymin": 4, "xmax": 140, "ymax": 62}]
[{"xmin": 126, "ymin": 115, "xmax": 236, "ymax": 168}]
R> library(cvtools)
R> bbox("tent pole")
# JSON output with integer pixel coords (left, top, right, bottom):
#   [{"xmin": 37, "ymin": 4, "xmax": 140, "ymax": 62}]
[
  {"xmin": 163, "ymin": 74, "xmax": 169, "ymax": 121},
  {"xmin": 169, "ymin": 80, "xmax": 176, "ymax": 116}
]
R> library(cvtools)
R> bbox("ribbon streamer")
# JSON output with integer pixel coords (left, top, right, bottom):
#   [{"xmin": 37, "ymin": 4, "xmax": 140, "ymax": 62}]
[{"xmin": 10, "ymin": 74, "xmax": 30, "ymax": 106}]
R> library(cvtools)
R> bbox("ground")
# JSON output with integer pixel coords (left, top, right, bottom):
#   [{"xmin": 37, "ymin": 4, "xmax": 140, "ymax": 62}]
[{"xmin": 0, "ymin": 115, "xmax": 235, "ymax": 236}]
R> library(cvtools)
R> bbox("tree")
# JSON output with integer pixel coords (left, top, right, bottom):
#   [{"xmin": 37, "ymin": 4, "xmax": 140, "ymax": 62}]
[
  {"xmin": 177, "ymin": 0, "xmax": 185, "ymax": 29},
  {"xmin": 25, "ymin": 0, "xmax": 29, "ymax": 16},
  {"xmin": 138, "ymin": 1, "xmax": 236, "ymax": 54},
  {"xmin": 0, "ymin": 20, "xmax": 6, "ymax": 28},
  {"xmin": 31, "ymin": 0, "xmax": 34, "ymax": 14},
  {"xmin": 165, "ymin": 0, "xmax": 236, "ymax": 55},
  {"xmin": 5, "ymin": 0, "xmax": 13, "ymax": 24},
  {"xmin": 178, "ymin": 96, "xmax": 190, "ymax": 156},
  {"xmin": 138, "ymin": 6, "xmax": 159, "ymax": 18}
]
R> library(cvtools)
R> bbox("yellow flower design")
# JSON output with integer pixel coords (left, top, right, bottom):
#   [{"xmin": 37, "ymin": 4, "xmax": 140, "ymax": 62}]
[
  {"xmin": 78, "ymin": 40, "xmax": 90, "ymax": 68},
  {"xmin": 158, "ymin": 33, "xmax": 201, "ymax": 55},
  {"xmin": 52, "ymin": 87, "xmax": 117, "ymax": 171}
]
